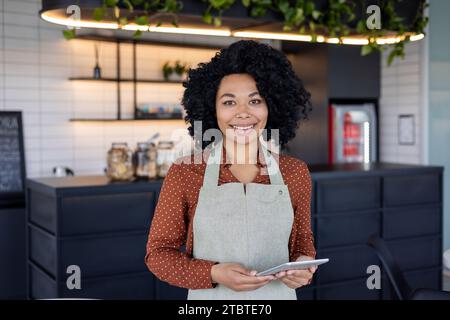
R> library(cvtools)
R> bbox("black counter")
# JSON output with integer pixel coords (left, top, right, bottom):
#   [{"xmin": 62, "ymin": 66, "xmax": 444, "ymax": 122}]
[
  {"xmin": 309, "ymin": 162, "xmax": 442, "ymax": 177},
  {"xmin": 26, "ymin": 162, "xmax": 443, "ymax": 191},
  {"xmin": 26, "ymin": 175, "xmax": 163, "ymax": 196},
  {"xmin": 23, "ymin": 162, "xmax": 444, "ymax": 300}
]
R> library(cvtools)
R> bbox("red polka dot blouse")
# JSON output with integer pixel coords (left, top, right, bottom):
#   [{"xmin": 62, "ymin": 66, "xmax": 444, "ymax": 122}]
[{"xmin": 145, "ymin": 144, "xmax": 316, "ymax": 290}]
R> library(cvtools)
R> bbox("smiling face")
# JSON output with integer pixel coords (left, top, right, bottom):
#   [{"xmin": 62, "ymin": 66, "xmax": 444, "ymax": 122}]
[{"xmin": 215, "ymin": 73, "xmax": 268, "ymax": 145}]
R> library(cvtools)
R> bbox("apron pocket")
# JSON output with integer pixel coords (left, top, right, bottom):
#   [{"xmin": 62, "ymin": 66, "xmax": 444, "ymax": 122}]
[{"xmin": 246, "ymin": 184, "xmax": 290, "ymax": 203}]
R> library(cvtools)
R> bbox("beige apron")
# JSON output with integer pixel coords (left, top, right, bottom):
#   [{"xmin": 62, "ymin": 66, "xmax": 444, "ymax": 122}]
[{"xmin": 187, "ymin": 137, "xmax": 297, "ymax": 300}]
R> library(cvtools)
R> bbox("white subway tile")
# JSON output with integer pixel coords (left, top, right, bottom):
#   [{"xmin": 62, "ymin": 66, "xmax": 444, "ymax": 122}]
[
  {"xmin": 4, "ymin": 63, "xmax": 39, "ymax": 76},
  {"xmin": 4, "ymin": 0, "xmax": 39, "ymax": 15},
  {"xmin": 5, "ymin": 101, "xmax": 40, "ymax": 112},
  {"xmin": 3, "ymin": 12, "xmax": 38, "ymax": 27},
  {"xmin": 4, "ymin": 24, "xmax": 39, "ymax": 39},
  {"xmin": 74, "ymin": 147, "xmax": 105, "ymax": 160},
  {"xmin": 5, "ymin": 88, "xmax": 39, "ymax": 100},
  {"xmin": 26, "ymin": 161, "xmax": 42, "ymax": 178},
  {"xmin": 4, "ymin": 75, "xmax": 39, "ymax": 88},
  {"xmin": 74, "ymin": 137, "xmax": 104, "ymax": 148},
  {"xmin": 41, "ymin": 137, "xmax": 73, "ymax": 149},
  {"xmin": 4, "ymin": 49, "xmax": 39, "ymax": 65},
  {"xmin": 41, "ymin": 125, "xmax": 72, "ymax": 138},
  {"xmin": 24, "ymin": 137, "xmax": 40, "ymax": 151}
]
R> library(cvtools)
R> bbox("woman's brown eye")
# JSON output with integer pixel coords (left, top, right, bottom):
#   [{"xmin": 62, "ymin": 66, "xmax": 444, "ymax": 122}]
[
  {"xmin": 250, "ymin": 99, "xmax": 262, "ymax": 105},
  {"xmin": 223, "ymin": 100, "xmax": 235, "ymax": 106}
]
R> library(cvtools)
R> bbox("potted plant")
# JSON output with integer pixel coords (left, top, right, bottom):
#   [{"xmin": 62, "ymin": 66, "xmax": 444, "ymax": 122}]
[
  {"xmin": 173, "ymin": 60, "xmax": 189, "ymax": 81},
  {"xmin": 162, "ymin": 62, "xmax": 174, "ymax": 81},
  {"xmin": 162, "ymin": 61, "xmax": 189, "ymax": 81}
]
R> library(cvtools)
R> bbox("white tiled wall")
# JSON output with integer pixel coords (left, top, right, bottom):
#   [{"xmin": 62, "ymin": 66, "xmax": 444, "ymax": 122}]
[
  {"xmin": 379, "ymin": 40, "xmax": 426, "ymax": 164},
  {"xmin": 1, "ymin": 0, "xmax": 281, "ymax": 178}
]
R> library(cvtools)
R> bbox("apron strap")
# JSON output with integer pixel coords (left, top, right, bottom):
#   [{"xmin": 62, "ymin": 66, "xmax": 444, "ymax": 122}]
[
  {"xmin": 260, "ymin": 140, "xmax": 285, "ymax": 185},
  {"xmin": 202, "ymin": 138, "xmax": 223, "ymax": 188},
  {"xmin": 202, "ymin": 137, "xmax": 285, "ymax": 188}
]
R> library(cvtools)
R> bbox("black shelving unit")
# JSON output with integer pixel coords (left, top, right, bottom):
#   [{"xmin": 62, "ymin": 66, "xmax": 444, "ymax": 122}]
[
  {"xmin": 69, "ymin": 35, "xmax": 222, "ymax": 122},
  {"xmin": 69, "ymin": 77, "xmax": 183, "ymax": 84},
  {"xmin": 68, "ymin": 116, "xmax": 184, "ymax": 122}
]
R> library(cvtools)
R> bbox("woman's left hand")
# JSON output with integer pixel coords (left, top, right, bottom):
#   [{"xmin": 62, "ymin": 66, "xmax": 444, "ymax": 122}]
[{"xmin": 275, "ymin": 255, "xmax": 316, "ymax": 289}]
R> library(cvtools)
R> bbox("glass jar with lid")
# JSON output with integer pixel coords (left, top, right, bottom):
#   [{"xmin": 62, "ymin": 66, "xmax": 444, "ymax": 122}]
[
  {"xmin": 157, "ymin": 140, "xmax": 176, "ymax": 178},
  {"xmin": 106, "ymin": 142, "xmax": 134, "ymax": 181},
  {"xmin": 134, "ymin": 142, "xmax": 158, "ymax": 179}
]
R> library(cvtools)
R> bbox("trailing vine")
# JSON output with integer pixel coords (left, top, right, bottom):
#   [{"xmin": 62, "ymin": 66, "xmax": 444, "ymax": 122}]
[{"xmin": 63, "ymin": 0, "xmax": 429, "ymax": 66}]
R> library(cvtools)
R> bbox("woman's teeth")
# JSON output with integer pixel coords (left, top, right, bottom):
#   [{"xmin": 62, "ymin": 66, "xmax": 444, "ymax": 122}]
[
  {"xmin": 232, "ymin": 125, "xmax": 254, "ymax": 130},
  {"xmin": 230, "ymin": 124, "xmax": 257, "ymax": 136}
]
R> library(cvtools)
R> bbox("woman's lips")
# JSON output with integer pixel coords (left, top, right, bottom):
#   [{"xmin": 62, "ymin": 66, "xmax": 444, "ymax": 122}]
[{"xmin": 228, "ymin": 124, "xmax": 257, "ymax": 136}]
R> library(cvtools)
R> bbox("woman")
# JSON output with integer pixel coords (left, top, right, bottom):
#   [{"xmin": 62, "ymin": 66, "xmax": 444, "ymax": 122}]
[{"xmin": 145, "ymin": 40, "xmax": 316, "ymax": 300}]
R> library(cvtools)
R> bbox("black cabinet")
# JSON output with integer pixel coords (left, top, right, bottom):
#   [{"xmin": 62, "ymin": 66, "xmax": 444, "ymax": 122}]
[
  {"xmin": 26, "ymin": 177, "xmax": 163, "ymax": 299},
  {"xmin": 316, "ymin": 177, "xmax": 381, "ymax": 212},
  {"xmin": 26, "ymin": 163, "xmax": 443, "ymax": 300},
  {"xmin": 0, "ymin": 207, "xmax": 26, "ymax": 299},
  {"xmin": 305, "ymin": 163, "xmax": 443, "ymax": 300}
]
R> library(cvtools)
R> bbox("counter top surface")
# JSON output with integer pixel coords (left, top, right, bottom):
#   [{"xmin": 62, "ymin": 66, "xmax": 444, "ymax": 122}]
[
  {"xmin": 308, "ymin": 161, "xmax": 443, "ymax": 173},
  {"xmin": 27, "ymin": 175, "xmax": 163, "ymax": 189},
  {"xmin": 26, "ymin": 162, "xmax": 443, "ymax": 190}
]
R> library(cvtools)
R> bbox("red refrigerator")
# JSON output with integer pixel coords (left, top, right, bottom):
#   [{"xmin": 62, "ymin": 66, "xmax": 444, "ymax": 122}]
[{"xmin": 328, "ymin": 102, "xmax": 377, "ymax": 164}]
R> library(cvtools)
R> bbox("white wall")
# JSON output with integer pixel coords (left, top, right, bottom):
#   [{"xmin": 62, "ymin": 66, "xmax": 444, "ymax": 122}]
[
  {"xmin": 379, "ymin": 40, "xmax": 427, "ymax": 164},
  {"xmin": 0, "ymin": 0, "xmax": 282, "ymax": 178}
]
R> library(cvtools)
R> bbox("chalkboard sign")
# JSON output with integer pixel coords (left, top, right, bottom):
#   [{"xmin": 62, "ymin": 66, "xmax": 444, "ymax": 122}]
[{"xmin": 0, "ymin": 111, "xmax": 26, "ymax": 208}]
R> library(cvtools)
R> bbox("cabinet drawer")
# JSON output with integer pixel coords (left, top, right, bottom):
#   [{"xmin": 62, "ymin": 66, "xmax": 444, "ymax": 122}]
[
  {"xmin": 29, "ymin": 226, "xmax": 149, "ymax": 278},
  {"xmin": 60, "ymin": 272, "xmax": 155, "ymax": 299},
  {"xmin": 387, "ymin": 236, "xmax": 441, "ymax": 272},
  {"xmin": 317, "ymin": 211, "xmax": 380, "ymax": 248},
  {"xmin": 155, "ymin": 280, "xmax": 188, "ymax": 300},
  {"xmin": 317, "ymin": 277, "xmax": 381, "ymax": 300},
  {"xmin": 319, "ymin": 245, "xmax": 379, "ymax": 283},
  {"xmin": 382, "ymin": 267, "xmax": 442, "ymax": 299},
  {"xmin": 317, "ymin": 178, "xmax": 380, "ymax": 212},
  {"xmin": 29, "ymin": 191, "xmax": 57, "ymax": 233},
  {"xmin": 29, "ymin": 226, "xmax": 57, "ymax": 276},
  {"xmin": 29, "ymin": 262, "xmax": 155, "ymax": 299},
  {"xmin": 60, "ymin": 192, "xmax": 155, "ymax": 235},
  {"xmin": 383, "ymin": 206, "xmax": 441, "ymax": 239},
  {"xmin": 29, "ymin": 262, "xmax": 57, "ymax": 299},
  {"xmin": 406, "ymin": 268, "xmax": 442, "ymax": 290},
  {"xmin": 296, "ymin": 286, "xmax": 316, "ymax": 300},
  {"xmin": 383, "ymin": 174, "xmax": 440, "ymax": 207},
  {"xmin": 0, "ymin": 208, "xmax": 26, "ymax": 299}
]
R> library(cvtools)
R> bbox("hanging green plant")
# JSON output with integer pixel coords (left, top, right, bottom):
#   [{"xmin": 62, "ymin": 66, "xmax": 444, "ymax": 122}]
[{"xmin": 63, "ymin": 0, "xmax": 429, "ymax": 66}]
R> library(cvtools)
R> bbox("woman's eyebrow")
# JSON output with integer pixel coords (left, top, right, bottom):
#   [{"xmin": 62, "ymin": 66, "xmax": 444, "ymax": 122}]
[
  {"xmin": 219, "ymin": 91, "xmax": 259, "ymax": 99},
  {"xmin": 219, "ymin": 93, "xmax": 235, "ymax": 99}
]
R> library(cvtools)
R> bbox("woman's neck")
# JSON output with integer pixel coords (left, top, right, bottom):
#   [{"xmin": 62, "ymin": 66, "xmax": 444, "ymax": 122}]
[{"xmin": 223, "ymin": 138, "xmax": 259, "ymax": 165}]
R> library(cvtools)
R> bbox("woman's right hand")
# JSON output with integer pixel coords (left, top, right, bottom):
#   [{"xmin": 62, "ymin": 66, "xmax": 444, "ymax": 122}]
[{"xmin": 211, "ymin": 263, "xmax": 275, "ymax": 292}]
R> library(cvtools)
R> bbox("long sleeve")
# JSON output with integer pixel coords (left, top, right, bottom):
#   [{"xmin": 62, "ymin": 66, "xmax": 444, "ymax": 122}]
[
  {"xmin": 145, "ymin": 162, "xmax": 217, "ymax": 289},
  {"xmin": 288, "ymin": 160, "xmax": 316, "ymax": 261}
]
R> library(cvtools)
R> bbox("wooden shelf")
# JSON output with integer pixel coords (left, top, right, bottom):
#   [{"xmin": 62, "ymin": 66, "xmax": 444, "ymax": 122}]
[
  {"xmin": 69, "ymin": 35, "xmax": 195, "ymax": 122},
  {"xmin": 69, "ymin": 77, "xmax": 183, "ymax": 84},
  {"xmin": 74, "ymin": 34, "xmax": 223, "ymax": 50},
  {"xmin": 70, "ymin": 117, "xmax": 183, "ymax": 122}
]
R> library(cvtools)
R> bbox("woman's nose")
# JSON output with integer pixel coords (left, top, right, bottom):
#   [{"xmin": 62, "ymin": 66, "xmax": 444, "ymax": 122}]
[{"xmin": 235, "ymin": 102, "xmax": 250, "ymax": 115}]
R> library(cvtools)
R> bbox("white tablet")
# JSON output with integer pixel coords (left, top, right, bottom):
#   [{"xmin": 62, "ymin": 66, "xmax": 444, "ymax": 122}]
[{"xmin": 256, "ymin": 258, "xmax": 329, "ymax": 277}]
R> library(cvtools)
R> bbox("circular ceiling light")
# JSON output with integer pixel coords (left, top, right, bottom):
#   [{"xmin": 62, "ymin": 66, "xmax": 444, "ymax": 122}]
[{"xmin": 40, "ymin": 0, "xmax": 425, "ymax": 45}]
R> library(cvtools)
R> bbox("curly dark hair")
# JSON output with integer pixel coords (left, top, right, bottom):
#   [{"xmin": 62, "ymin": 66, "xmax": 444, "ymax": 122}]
[{"xmin": 181, "ymin": 40, "xmax": 312, "ymax": 150}]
